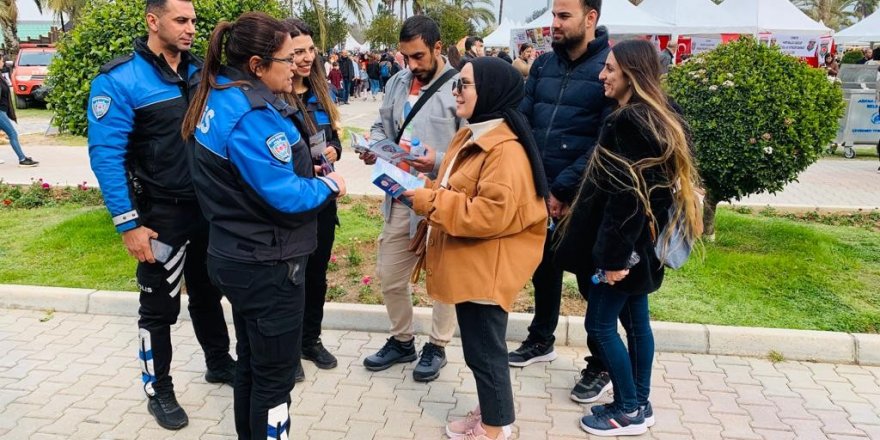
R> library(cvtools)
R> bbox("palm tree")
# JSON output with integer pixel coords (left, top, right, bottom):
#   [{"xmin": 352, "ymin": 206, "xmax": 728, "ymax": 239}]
[
  {"xmin": 36, "ymin": 0, "xmax": 87, "ymax": 29},
  {"xmin": 794, "ymin": 0, "xmax": 856, "ymax": 30},
  {"xmin": 420, "ymin": 0, "xmax": 495, "ymax": 28},
  {"xmin": 853, "ymin": 0, "xmax": 879, "ymax": 18},
  {"xmin": 296, "ymin": 0, "xmax": 370, "ymax": 53},
  {"xmin": 0, "ymin": 0, "xmax": 21, "ymax": 54}
]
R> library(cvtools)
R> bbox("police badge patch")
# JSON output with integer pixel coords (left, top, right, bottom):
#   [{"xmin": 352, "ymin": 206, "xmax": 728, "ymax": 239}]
[
  {"xmin": 267, "ymin": 132, "xmax": 292, "ymax": 163},
  {"xmin": 91, "ymin": 96, "xmax": 112, "ymax": 119}
]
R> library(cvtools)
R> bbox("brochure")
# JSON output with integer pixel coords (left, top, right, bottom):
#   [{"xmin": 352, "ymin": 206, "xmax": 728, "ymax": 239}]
[
  {"xmin": 349, "ymin": 130, "xmax": 418, "ymax": 165},
  {"xmin": 371, "ymin": 159, "xmax": 425, "ymax": 208}
]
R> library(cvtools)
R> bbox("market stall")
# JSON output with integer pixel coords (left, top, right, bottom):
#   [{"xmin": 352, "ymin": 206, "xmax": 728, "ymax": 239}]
[{"xmin": 834, "ymin": 10, "xmax": 880, "ymax": 44}]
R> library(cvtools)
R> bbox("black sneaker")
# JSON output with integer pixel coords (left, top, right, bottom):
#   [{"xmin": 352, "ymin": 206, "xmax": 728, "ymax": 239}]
[
  {"xmin": 295, "ymin": 361, "xmax": 305, "ymax": 383},
  {"xmin": 363, "ymin": 337, "xmax": 417, "ymax": 371},
  {"xmin": 571, "ymin": 357, "xmax": 612, "ymax": 403},
  {"xmin": 590, "ymin": 401, "xmax": 653, "ymax": 426},
  {"xmin": 147, "ymin": 391, "xmax": 188, "ymax": 430},
  {"xmin": 412, "ymin": 342, "xmax": 446, "ymax": 383},
  {"xmin": 580, "ymin": 406, "xmax": 647, "ymax": 437},
  {"xmin": 18, "ymin": 157, "xmax": 38, "ymax": 168},
  {"xmin": 204, "ymin": 361, "xmax": 236, "ymax": 386},
  {"xmin": 302, "ymin": 340, "xmax": 338, "ymax": 369},
  {"xmin": 508, "ymin": 339, "xmax": 557, "ymax": 367}
]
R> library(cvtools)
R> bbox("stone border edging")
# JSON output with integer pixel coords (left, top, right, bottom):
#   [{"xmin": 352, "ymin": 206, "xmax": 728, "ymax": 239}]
[{"xmin": 2, "ymin": 283, "xmax": 877, "ymax": 366}]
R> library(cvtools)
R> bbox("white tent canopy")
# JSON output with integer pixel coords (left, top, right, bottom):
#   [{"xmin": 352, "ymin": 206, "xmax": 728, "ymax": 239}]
[
  {"xmin": 343, "ymin": 33, "xmax": 370, "ymax": 52},
  {"xmin": 716, "ymin": 0, "xmax": 831, "ymax": 36},
  {"xmin": 834, "ymin": 10, "xmax": 880, "ymax": 43},
  {"xmin": 639, "ymin": 0, "xmax": 753, "ymax": 36},
  {"xmin": 484, "ymin": 18, "xmax": 524, "ymax": 47},
  {"xmin": 524, "ymin": 0, "xmax": 674, "ymax": 35}
]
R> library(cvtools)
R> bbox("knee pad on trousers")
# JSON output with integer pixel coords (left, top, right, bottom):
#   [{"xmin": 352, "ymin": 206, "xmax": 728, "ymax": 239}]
[
  {"xmin": 267, "ymin": 401, "xmax": 290, "ymax": 440},
  {"xmin": 138, "ymin": 328, "xmax": 157, "ymax": 397}
]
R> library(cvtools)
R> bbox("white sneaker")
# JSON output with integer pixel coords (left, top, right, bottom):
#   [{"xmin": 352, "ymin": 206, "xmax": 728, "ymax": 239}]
[{"xmin": 0, "ymin": 158, "xmax": 5, "ymax": 164}]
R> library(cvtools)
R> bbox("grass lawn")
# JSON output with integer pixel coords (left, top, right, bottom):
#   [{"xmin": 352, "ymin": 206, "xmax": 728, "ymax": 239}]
[{"xmin": 1, "ymin": 200, "xmax": 878, "ymax": 333}]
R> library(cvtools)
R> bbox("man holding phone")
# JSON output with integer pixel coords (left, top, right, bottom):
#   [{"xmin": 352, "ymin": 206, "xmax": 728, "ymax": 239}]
[{"xmin": 87, "ymin": 0, "xmax": 234, "ymax": 431}]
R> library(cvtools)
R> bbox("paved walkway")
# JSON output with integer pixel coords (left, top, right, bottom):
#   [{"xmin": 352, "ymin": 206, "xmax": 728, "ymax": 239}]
[
  {"xmin": 2, "ymin": 309, "xmax": 880, "ymax": 440},
  {"xmin": 1, "ymin": 101, "xmax": 879, "ymax": 208}
]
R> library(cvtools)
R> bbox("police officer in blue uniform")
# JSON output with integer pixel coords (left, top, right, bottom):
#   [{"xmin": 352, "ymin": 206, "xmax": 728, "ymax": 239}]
[
  {"xmin": 283, "ymin": 18, "xmax": 344, "ymax": 380},
  {"xmin": 181, "ymin": 13, "xmax": 346, "ymax": 440},
  {"xmin": 87, "ymin": 0, "xmax": 234, "ymax": 431}
]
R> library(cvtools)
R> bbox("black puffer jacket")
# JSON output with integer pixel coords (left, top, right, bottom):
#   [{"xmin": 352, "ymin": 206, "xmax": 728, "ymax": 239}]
[
  {"xmin": 519, "ymin": 26, "xmax": 615, "ymax": 205},
  {"xmin": 552, "ymin": 104, "xmax": 674, "ymax": 296}
]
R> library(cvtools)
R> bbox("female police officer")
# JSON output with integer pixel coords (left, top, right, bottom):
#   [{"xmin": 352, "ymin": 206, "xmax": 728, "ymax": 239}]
[
  {"xmin": 181, "ymin": 12, "xmax": 346, "ymax": 440},
  {"xmin": 282, "ymin": 18, "xmax": 344, "ymax": 378}
]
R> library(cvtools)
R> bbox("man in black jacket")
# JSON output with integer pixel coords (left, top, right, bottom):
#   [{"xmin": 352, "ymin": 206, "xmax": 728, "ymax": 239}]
[
  {"xmin": 338, "ymin": 50, "xmax": 354, "ymax": 104},
  {"xmin": 509, "ymin": 0, "xmax": 615, "ymax": 405}
]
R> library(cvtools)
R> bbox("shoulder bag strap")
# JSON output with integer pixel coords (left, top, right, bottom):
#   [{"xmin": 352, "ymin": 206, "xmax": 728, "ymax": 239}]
[{"xmin": 395, "ymin": 69, "xmax": 457, "ymax": 144}]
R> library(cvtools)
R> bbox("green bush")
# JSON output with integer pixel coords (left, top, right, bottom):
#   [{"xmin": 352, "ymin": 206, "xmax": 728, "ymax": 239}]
[
  {"xmin": 665, "ymin": 37, "xmax": 845, "ymax": 235},
  {"xmin": 47, "ymin": 0, "xmax": 287, "ymax": 136},
  {"xmin": 841, "ymin": 49, "xmax": 866, "ymax": 64}
]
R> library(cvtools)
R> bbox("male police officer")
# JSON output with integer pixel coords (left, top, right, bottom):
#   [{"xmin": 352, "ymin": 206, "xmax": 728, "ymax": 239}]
[{"xmin": 87, "ymin": 0, "xmax": 234, "ymax": 430}]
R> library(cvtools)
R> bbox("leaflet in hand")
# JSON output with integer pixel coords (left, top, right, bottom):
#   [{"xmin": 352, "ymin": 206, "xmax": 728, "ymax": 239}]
[
  {"xmin": 371, "ymin": 159, "xmax": 425, "ymax": 208},
  {"xmin": 349, "ymin": 131, "xmax": 417, "ymax": 165}
]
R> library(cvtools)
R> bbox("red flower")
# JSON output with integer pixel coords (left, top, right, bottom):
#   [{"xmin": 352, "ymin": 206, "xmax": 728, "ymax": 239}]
[
  {"xmin": 2, "ymin": 199, "xmax": 11, "ymax": 206},
  {"xmin": 41, "ymin": 182, "xmax": 50, "ymax": 189},
  {"xmin": 330, "ymin": 255, "xmax": 338, "ymax": 264},
  {"xmin": 361, "ymin": 276, "xmax": 372, "ymax": 285}
]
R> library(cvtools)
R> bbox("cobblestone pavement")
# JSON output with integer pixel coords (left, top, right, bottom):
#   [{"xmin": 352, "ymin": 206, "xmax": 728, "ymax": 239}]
[{"xmin": 2, "ymin": 309, "xmax": 880, "ymax": 439}]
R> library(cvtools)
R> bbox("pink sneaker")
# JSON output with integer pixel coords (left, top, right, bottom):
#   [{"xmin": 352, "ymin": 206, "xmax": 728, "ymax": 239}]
[{"xmin": 445, "ymin": 406, "xmax": 512, "ymax": 439}]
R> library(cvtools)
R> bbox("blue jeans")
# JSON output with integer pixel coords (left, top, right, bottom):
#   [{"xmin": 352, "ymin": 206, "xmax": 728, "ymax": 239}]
[
  {"xmin": 585, "ymin": 283, "xmax": 654, "ymax": 413},
  {"xmin": 0, "ymin": 112, "xmax": 25, "ymax": 161},
  {"xmin": 370, "ymin": 79, "xmax": 381, "ymax": 96},
  {"xmin": 340, "ymin": 79, "xmax": 351, "ymax": 103}
]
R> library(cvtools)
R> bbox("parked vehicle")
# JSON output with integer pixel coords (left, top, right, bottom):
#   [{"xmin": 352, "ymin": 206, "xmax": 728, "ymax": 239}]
[{"xmin": 10, "ymin": 44, "xmax": 57, "ymax": 109}]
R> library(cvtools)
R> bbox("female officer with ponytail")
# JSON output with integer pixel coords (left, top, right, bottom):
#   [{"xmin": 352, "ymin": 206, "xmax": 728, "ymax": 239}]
[
  {"xmin": 181, "ymin": 12, "xmax": 346, "ymax": 440},
  {"xmin": 282, "ymin": 18, "xmax": 343, "ymax": 379}
]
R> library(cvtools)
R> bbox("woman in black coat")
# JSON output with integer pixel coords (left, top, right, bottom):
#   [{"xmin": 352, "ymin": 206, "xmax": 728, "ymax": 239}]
[{"xmin": 554, "ymin": 39, "xmax": 703, "ymax": 437}]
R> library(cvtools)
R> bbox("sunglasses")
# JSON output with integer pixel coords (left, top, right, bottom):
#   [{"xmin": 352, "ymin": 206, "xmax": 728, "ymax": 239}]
[{"xmin": 452, "ymin": 78, "xmax": 475, "ymax": 94}]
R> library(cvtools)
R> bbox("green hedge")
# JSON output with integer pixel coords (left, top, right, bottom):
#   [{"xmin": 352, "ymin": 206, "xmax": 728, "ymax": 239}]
[
  {"xmin": 47, "ymin": 0, "xmax": 287, "ymax": 136},
  {"xmin": 666, "ymin": 37, "xmax": 844, "ymax": 205}
]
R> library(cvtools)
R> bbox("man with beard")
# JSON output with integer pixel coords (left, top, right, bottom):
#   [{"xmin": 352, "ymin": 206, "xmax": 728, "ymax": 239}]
[
  {"xmin": 508, "ymin": 0, "xmax": 616, "ymax": 405},
  {"xmin": 358, "ymin": 15, "xmax": 462, "ymax": 383},
  {"xmin": 87, "ymin": 0, "xmax": 235, "ymax": 430}
]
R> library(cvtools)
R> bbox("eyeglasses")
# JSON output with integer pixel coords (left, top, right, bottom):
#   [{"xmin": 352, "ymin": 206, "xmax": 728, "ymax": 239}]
[
  {"xmin": 267, "ymin": 56, "xmax": 297, "ymax": 66},
  {"xmin": 452, "ymin": 78, "xmax": 475, "ymax": 94}
]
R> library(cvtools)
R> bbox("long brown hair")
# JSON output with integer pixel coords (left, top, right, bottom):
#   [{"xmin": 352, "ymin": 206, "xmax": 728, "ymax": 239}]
[
  {"xmin": 181, "ymin": 13, "xmax": 290, "ymax": 138},
  {"xmin": 281, "ymin": 18, "xmax": 342, "ymax": 136},
  {"xmin": 560, "ymin": 39, "xmax": 703, "ymax": 260}
]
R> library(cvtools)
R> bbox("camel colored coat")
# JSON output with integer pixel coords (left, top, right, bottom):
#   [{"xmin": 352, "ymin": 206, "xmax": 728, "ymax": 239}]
[{"xmin": 412, "ymin": 121, "xmax": 548, "ymax": 312}]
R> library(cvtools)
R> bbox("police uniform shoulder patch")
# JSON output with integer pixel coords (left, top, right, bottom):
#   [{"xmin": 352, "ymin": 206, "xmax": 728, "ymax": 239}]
[
  {"xmin": 267, "ymin": 132, "xmax": 292, "ymax": 163},
  {"xmin": 91, "ymin": 96, "xmax": 112, "ymax": 119}
]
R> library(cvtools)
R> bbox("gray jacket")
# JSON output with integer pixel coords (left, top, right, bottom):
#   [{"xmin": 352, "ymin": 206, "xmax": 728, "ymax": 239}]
[{"xmin": 370, "ymin": 60, "xmax": 463, "ymax": 236}]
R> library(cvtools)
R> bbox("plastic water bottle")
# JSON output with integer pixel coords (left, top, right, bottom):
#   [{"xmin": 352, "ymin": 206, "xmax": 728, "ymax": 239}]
[
  {"xmin": 592, "ymin": 252, "xmax": 641, "ymax": 285},
  {"xmin": 410, "ymin": 138, "xmax": 425, "ymax": 157}
]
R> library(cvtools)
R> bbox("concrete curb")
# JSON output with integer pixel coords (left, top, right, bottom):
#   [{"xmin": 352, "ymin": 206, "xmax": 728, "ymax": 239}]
[{"xmin": 2, "ymin": 283, "xmax": 878, "ymax": 366}]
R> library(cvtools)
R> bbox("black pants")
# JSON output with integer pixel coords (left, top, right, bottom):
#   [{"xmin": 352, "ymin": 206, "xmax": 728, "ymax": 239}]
[
  {"xmin": 527, "ymin": 237, "xmax": 605, "ymax": 369},
  {"xmin": 302, "ymin": 202, "xmax": 337, "ymax": 347},
  {"xmin": 457, "ymin": 302, "xmax": 514, "ymax": 427},
  {"xmin": 208, "ymin": 255, "xmax": 307, "ymax": 440},
  {"xmin": 136, "ymin": 202, "xmax": 232, "ymax": 397}
]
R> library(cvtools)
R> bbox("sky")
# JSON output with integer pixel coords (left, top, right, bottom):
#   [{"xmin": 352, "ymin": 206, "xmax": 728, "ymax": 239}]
[{"xmin": 13, "ymin": 0, "xmax": 546, "ymax": 25}]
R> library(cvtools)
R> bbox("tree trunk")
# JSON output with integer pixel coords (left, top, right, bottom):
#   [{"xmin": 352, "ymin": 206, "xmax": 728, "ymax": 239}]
[
  {"xmin": 1, "ymin": 19, "xmax": 19, "ymax": 56},
  {"xmin": 702, "ymin": 191, "xmax": 718, "ymax": 242},
  {"xmin": 498, "ymin": 0, "xmax": 503, "ymax": 25}
]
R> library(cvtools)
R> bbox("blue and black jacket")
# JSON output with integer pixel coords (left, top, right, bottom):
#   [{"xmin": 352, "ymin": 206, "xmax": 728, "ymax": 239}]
[
  {"xmin": 88, "ymin": 37, "xmax": 201, "ymax": 233},
  {"xmin": 191, "ymin": 66, "xmax": 339, "ymax": 263},
  {"xmin": 519, "ymin": 27, "xmax": 616, "ymax": 205},
  {"xmin": 294, "ymin": 86, "xmax": 341, "ymax": 161}
]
